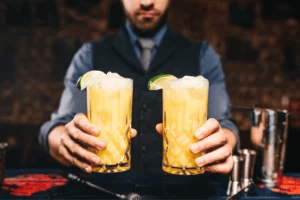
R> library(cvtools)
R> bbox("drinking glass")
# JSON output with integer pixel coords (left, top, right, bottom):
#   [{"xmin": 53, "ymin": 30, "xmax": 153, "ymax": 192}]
[
  {"xmin": 162, "ymin": 78, "xmax": 209, "ymax": 175},
  {"xmin": 87, "ymin": 77, "xmax": 133, "ymax": 173}
]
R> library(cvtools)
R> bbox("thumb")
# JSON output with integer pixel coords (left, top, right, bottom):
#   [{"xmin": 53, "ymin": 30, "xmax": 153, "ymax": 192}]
[
  {"xmin": 156, "ymin": 123, "xmax": 163, "ymax": 135},
  {"xmin": 131, "ymin": 128, "xmax": 137, "ymax": 138}
]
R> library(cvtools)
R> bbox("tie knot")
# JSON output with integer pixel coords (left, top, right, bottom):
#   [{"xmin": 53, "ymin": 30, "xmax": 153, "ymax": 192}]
[{"xmin": 138, "ymin": 38, "xmax": 155, "ymax": 50}]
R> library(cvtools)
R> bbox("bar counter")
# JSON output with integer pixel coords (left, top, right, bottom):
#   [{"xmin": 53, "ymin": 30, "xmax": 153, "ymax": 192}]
[{"xmin": 1, "ymin": 168, "xmax": 300, "ymax": 199}]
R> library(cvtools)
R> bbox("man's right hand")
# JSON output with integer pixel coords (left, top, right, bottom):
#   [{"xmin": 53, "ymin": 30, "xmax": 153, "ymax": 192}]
[{"xmin": 48, "ymin": 113, "xmax": 137, "ymax": 173}]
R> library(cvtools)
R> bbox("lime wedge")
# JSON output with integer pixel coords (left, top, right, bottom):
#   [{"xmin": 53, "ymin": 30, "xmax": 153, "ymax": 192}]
[
  {"xmin": 148, "ymin": 74, "xmax": 178, "ymax": 90},
  {"xmin": 76, "ymin": 70, "xmax": 106, "ymax": 90}
]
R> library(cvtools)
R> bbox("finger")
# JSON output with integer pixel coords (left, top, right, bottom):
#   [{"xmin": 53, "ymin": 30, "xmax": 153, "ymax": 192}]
[
  {"xmin": 156, "ymin": 123, "xmax": 163, "ymax": 135},
  {"xmin": 58, "ymin": 146, "xmax": 92, "ymax": 173},
  {"xmin": 190, "ymin": 130, "xmax": 227, "ymax": 154},
  {"xmin": 204, "ymin": 156, "xmax": 233, "ymax": 174},
  {"xmin": 58, "ymin": 156, "xmax": 72, "ymax": 167},
  {"xmin": 67, "ymin": 125, "xmax": 106, "ymax": 150},
  {"xmin": 62, "ymin": 136, "xmax": 102, "ymax": 166},
  {"xmin": 195, "ymin": 144, "xmax": 232, "ymax": 168},
  {"xmin": 73, "ymin": 113, "xmax": 99, "ymax": 136},
  {"xmin": 195, "ymin": 118, "xmax": 220, "ymax": 140},
  {"xmin": 131, "ymin": 128, "xmax": 137, "ymax": 138}
]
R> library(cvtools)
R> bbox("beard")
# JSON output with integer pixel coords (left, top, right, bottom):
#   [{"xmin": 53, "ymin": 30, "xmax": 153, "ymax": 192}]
[{"xmin": 124, "ymin": 7, "xmax": 169, "ymax": 37}]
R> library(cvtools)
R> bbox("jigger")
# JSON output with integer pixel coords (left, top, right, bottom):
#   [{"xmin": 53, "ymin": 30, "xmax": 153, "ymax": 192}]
[
  {"xmin": 227, "ymin": 156, "xmax": 244, "ymax": 196},
  {"xmin": 238, "ymin": 149, "xmax": 257, "ymax": 192}
]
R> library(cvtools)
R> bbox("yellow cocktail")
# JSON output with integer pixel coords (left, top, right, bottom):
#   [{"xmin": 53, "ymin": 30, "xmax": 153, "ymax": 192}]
[
  {"xmin": 87, "ymin": 75, "xmax": 133, "ymax": 173},
  {"xmin": 162, "ymin": 76, "xmax": 209, "ymax": 175}
]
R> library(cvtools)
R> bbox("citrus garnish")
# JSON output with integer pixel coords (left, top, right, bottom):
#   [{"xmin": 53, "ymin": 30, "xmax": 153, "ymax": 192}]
[
  {"xmin": 148, "ymin": 74, "xmax": 178, "ymax": 90},
  {"xmin": 76, "ymin": 70, "xmax": 106, "ymax": 90}
]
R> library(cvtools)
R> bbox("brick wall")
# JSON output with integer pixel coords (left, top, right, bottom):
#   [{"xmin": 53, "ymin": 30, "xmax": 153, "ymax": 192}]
[{"xmin": 1, "ymin": 0, "xmax": 300, "ymax": 132}]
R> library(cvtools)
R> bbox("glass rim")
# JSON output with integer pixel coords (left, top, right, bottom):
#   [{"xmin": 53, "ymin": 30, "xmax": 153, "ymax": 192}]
[
  {"xmin": 87, "ymin": 77, "xmax": 133, "ymax": 88},
  {"xmin": 169, "ymin": 79, "xmax": 209, "ymax": 88}
]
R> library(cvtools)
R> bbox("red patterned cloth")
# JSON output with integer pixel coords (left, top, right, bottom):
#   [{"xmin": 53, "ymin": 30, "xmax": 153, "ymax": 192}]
[
  {"xmin": 272, "ymin": 175, "xmax": 300, "ymax": 195},
  {"xmin": 1, "ymin": 174, "xmax": 68, "ymax": 196},
  {"xmin": 257, "ymin": 175, "xmax": 300, "ymax": 195}
]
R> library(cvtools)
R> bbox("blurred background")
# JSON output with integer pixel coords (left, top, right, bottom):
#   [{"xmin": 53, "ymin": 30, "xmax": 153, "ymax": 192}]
[{"xmin": 0, "ymin": 0, "xmax": 300, "ymax": 172}]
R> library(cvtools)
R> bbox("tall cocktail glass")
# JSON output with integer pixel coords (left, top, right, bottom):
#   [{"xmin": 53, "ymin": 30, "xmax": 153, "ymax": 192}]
[
  {"xmin": 87, "ymin": 76, "xmax": 133, "ymax": 173},
  {"xmin": 162, "ymin": 76, "xmax": 209, "ymax": 175}
]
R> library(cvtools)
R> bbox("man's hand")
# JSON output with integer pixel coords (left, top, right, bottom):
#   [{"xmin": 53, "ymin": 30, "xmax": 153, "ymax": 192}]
[
  {"xmin": 48, "ymin": 113, "xmax": 137, "ymax": 173},
  {"xmin": 156, "ymin": 118, "xmax": 237, "ymax": 174}
]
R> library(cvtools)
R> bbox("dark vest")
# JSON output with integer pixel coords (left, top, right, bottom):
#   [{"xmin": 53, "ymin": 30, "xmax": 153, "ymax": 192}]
[{"xmin": 92, "ymin": 26, "xmax": 201, "ymax": 177}]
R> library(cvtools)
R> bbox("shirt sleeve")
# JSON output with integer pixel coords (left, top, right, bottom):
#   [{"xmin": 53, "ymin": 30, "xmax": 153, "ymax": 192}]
[
  {"xmin": 38, "ymin": 42, "xmax": 93, "ymax": 152},
  {"xmin": 200, "ymin": 42, "xmax": 240, "ymax": 150}
]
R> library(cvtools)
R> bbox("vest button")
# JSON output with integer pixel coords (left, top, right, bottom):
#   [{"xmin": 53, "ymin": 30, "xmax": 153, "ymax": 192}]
[{"xmin": 142, "ymin": 104, "xmax": 148, "ymax": 112}]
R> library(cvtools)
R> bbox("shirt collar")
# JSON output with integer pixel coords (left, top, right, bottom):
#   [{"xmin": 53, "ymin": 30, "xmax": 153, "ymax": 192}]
[{"xmin": 125, "ymin": 21, "xmax": 168, "ymax": 48}]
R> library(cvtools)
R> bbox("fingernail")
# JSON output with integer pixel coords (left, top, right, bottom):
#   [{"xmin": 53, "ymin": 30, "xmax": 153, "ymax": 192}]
[
  {"xmin": 96, "ymin": 145, "xmax": 103, "ymax": 150},
  {"xmin": 190, "ymin": 144, "xmax": 197, "ymax": 154},
  {"xmin": 93, "ymin": 127, "xmax": 99, "ymax": 136},
  {"xmin": 92, "ymin": 157, "xmax": 101, "ymax": 165},
  {"xmin": 85, "ymin": 166, "xmax": 91, "ymax": 173},
  {"xmin": 195, "ymin": 129, "xmax": 203, "ymax": 140},
  {"xmin": 195, "ymin": 158, "xmax": 204, "ymax": 167},
  {"xmin": 98, "ymin": 141, "xmax": 106, "ymax": 149},
  {"xmin": 95, "ymin": 141, "xmax": 104, "ymax": 150}
]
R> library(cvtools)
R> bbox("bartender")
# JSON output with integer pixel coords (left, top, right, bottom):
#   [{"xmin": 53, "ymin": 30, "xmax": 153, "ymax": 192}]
[{"xmin": 38, "ymin": 0, "xmax": 239, "ymax": 194}]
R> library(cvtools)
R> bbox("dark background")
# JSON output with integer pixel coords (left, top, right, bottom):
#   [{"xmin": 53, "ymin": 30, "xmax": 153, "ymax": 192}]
[{"xmin": 0, "ymin": 0, "xmax": 300, "ymax": 173}]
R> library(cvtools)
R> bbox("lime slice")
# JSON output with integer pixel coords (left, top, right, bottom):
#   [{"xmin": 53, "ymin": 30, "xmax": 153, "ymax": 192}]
[
  {"xmin": 148, "ymin": 74, "xmax": 178, "ymax": 90},
  {"xmin": 76, "ymin": 70, "xmax": 106, "ymax": 90}
]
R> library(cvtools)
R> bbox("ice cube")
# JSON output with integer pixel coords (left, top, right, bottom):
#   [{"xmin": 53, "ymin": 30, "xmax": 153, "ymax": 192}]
[
  {"xmin": 170, "ymin": 75, "xmax": 208, "ymax": 89},
  {"xmin": 100, "ymin": 77, "xmax": 133, "ymax": 91},
  {"xmin": 87, "ymin": 70, "xmax": 107, "ymax": 86},
  {"xmin": 107, "ymin": 71, "xmax": 123, "ymax": 78},
  {"xmin": 196, "ymin": 75, "xmax": 208, "ymax": 82},
  {"xmin": 182, "ymin": 75, "xmax": 195, "ymax": 80}
]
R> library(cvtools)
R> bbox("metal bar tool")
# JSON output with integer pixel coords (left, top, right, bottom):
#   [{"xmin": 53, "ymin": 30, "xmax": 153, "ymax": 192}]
[
  {"xmin": 67, "ymin": 173, "xmax": 141, "ymax": 200},
  {"xmin": 238, "ymin": 149, "xmax": 257, "ymax": 192},
  {"xmin": 227, "ymin": 155, "xmax": 244, "ymax": 196}
]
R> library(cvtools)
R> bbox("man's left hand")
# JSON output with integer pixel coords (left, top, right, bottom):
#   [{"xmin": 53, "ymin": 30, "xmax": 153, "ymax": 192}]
[{"xmin": 156, "ymin": 118, "xmax": 237, "ymax": 174}]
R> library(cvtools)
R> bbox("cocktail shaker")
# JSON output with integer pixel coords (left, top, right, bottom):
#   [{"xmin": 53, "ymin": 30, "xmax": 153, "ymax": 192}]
[{"xmin": 250, "ymin": 108, "xmax": 289, "ymax": 188}]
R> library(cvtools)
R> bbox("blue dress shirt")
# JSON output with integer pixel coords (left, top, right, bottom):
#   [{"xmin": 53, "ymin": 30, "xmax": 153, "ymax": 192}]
[{"xmin": 39, "ymin": 23, "xmax": 240, "ymax": 152}]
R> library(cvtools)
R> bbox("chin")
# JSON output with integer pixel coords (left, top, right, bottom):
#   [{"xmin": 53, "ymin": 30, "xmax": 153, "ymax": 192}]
[
  {"xmin": 136, "ymin": 21, "xmax": 161, "ymax": 32},
  {"xmin": 137, "ymin": 25, "xmax": 157, "ymax": 32}
]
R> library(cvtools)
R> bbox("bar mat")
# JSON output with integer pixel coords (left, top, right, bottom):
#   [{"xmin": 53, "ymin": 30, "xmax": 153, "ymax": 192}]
[
  {"xmin": 257, "ymin": 175, "xmax": 300, "ymax": 195},
  {"xmin": 1, "ymin": 174, "xmax": 68, "ymax": 196}
]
